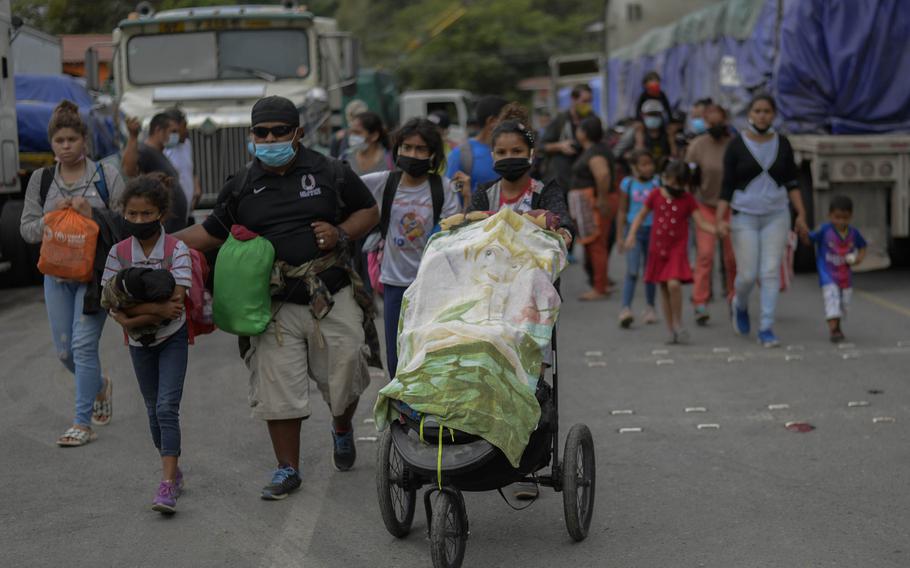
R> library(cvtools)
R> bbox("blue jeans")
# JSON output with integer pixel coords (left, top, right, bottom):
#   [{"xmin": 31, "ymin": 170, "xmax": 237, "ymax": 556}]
[
  {"xmin": 128, "ymin": 325, "xmax": 188, "ymax": 457},
  {"xmin": 621, "ymin": 225, "xmax": 657, "ymax": 309},
  {"xmin": 382, "ymin": 284, "xmax": 408, "ymax": 379},
  {"xmin": 730, "ymin": 208, "xmax": 791, "ymax": 332},
  {"xmin": 44, "ymin": 276, "xmax": 107, "ymax": 427}
]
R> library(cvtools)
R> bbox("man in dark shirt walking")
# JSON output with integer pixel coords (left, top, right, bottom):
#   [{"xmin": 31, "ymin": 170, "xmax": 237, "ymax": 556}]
[
  {"xmin": 122, "ymin": 112, "xmax": 189, "ymax": 232},
  {"xmin": 177, "ymin": 96, "xmax": 380, "ymax": 500}
]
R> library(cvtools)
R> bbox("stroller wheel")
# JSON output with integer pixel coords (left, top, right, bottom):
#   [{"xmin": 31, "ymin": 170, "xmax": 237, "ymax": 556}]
[
  {"xmin": 430, "ymin": 490, "xmax": 467, "ymax": 568},
  {"xmin": 377, "ymin": 428, "xmax": 417, "ymax": 537},
  {"xmin": 562, "ymin": 423, "xmax": 596, "ymax": 541}
]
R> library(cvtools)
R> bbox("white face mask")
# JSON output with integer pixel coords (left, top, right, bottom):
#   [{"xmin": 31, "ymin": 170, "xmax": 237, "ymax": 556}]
[
  {"xmin": 348, "ymin": 134, "xmax": 367, "ymax": 150},
  {"xmin": 165, "ymin": 132, "xmax": 180, "ymax": 148}
]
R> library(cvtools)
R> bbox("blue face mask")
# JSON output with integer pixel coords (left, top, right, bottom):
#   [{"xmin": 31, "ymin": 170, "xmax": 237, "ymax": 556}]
[
  {"xmin": 690, "ymin": 117, "xmax": 707, "ymax": 135},
  {"xmin": 247, "ymin": 140, "xmax": 297, "ymax": 167},
  {"xmin": 643, "ymin": 115, "xmax": 663, "ymax": 129}
]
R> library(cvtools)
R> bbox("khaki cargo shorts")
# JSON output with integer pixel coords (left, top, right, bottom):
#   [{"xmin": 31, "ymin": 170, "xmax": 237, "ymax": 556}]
[{"xmin": 245, "ymin": 286, "xmax": 371, "ymax": 421}]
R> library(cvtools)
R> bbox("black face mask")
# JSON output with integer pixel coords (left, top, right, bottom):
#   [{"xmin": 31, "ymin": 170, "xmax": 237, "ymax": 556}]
[
  {"xmin": 494, "ymin": 157, "xmax": 532, "ymax": 182},
  {"xmin": 665, "ymin": 185, "xmax": 687, "ymax": 198},
  {"xmin": 124, "ymin": 218, "xmax": 161, "ymax": 241},
  {"xmin": 397, "ymin": 155, "xmax": 432, "ymax": 178},
  {"xmin": 708, "ymin": 125, "xmax": 727, "ymax": 139}
]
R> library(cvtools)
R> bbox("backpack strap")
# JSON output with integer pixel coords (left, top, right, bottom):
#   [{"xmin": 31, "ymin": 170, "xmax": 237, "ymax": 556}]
[
  {"xmin": 458, "ymin": 140, "xmax": 473, "ymax": 178},
  {"xmin": 161, "ymin": 234, "xmax": 179, "ymax": 271},
  {"xmin": 39, "ymin": 167, "xmax": 54, "ymax": 208},
  {"xmin": 93, "ymin": 162, "xmax": 110, "ymax": 207},
  {"xmin": 429, "ymin": 174, "xmax": 444, "ymax": 226},
  {"xmin": 115, "ymin": 238, "xmax": 133, "ymax": 268},
  {"xmin": 379, "ymin": 170, "xmax": 403, "ymax": 239},
  {"xmin": 328, "ymin": 157, "xmax": 348, "ymax": 224}
]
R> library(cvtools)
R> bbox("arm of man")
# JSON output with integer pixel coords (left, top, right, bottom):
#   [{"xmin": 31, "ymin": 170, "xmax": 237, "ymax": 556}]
[
  {"xmin": 175, "ymin": 176, "xmax": 238, "ymax": 251},
  {"xmin": 121, "ymin": 117, "xmax": 141, "ymax": 177}
]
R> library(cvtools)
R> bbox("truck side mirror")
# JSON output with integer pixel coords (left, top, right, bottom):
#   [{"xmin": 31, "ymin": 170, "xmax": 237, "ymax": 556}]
[{"xmin": 85, "ymin": 47, "xmax": 100, "ymax": 92}]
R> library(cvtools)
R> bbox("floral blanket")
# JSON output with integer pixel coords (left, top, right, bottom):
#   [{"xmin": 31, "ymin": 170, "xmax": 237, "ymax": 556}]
[{"xmin": 374, "ymin": 208, "xmax": 566, "ymax": 466}]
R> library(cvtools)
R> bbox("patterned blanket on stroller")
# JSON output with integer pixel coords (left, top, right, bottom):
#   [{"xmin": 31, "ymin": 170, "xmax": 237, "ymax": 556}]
[{"xmin": 374, "ymin": 208, "xmax": 567, "ymax": 467}]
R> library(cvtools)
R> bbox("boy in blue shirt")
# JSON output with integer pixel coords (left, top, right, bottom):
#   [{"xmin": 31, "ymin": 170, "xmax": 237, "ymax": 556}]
[
  {"xmin": 809, "ymin": 195, "xmax": 867, "ymax": 343},
  {"xmin": 446, "ymin": 96, "xmax": 507, "ymax": 204}
]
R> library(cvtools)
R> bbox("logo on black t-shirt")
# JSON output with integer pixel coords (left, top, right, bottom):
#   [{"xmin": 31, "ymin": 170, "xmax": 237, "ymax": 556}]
[{"xmin": 300, "ymin": 174, "xmax": 322, "ymax": 198}]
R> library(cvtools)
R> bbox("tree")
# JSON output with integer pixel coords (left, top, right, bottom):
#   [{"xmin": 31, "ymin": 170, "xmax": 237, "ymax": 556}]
[{"xmin": 338, "ymin": 0, "xmax": 603, "ymax": 99}]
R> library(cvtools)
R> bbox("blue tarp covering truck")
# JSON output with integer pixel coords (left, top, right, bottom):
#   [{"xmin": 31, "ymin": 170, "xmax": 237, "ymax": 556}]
[{"xmin": 557, "ymin": 0, "xmax": 910, "ymax": 268}]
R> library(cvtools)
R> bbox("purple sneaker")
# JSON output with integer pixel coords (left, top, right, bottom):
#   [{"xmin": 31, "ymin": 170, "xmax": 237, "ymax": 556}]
[
  {"xmin": 152, "ymin": 480, "xmax": 178, "ymax": 514},
  {"xmin": 175, "ymin": 468, "xmax": 184, "ymax": 495}
]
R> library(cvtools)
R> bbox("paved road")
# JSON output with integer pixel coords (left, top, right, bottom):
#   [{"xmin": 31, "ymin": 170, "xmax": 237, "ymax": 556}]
[{"xmin": 1, "ymin": 262, "xmax": 908, "ymax": 568}]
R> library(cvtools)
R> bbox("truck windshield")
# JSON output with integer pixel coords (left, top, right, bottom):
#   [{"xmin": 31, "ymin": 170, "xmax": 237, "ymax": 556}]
[{"xmin": 127, "ymin": 29, "xmax": 309, "ymax": 85}]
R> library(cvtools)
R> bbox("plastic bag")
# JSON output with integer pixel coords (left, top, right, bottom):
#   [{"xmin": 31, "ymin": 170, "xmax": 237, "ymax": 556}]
[
  {"xmin": 37, "ymin": 208, "xmax": 99, "ymax": 282},
  {"xmin": 213, "ymin": 226, "xmax": 275, "ymax": 336}
]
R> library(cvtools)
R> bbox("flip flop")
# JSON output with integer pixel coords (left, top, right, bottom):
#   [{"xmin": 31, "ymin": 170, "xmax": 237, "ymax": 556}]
[
  {"xmin": 91, "ymin": 376, "xmax": 112, "ymax": 426},
  {"xmin": 57, "ymin": 426, "xmax": 97, "ymax": 447}
]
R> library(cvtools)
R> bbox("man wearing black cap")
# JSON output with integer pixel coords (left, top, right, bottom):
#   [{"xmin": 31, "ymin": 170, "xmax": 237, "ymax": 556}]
[{"xmin": 177, "ymin": 96, "xmax": 379, "ymax": 500}]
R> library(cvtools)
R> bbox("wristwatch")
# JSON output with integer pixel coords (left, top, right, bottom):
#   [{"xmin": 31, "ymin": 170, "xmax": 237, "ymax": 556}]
[{"xmin": 336, "ymin": 225, "xmax": 350, "ymax": 246}]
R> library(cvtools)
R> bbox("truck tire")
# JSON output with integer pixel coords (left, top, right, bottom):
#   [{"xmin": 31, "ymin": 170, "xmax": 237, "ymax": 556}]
[
  {"xmin": 0, "ymin": 200, "xmax": 41, "ymax": 287},
  {"xmin": 889, "ymin": 237, "xmax": 910, "ymax": 268},
  {"xmin": 793, "ymin": 161, "xmax": 816, "ymax": 273}
]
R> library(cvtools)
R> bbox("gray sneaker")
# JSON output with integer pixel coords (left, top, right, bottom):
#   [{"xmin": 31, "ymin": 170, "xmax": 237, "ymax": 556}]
[
  {"xmin": 332, "ymin": 430, "xmax": 357, "ymax": 472},
  {"xmin": 261, "ymin": 465, "xmax": 301, "ymax": 500}
]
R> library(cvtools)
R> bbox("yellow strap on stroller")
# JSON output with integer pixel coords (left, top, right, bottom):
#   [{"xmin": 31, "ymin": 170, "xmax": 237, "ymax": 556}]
[{"xmin": 419, "ymin": 415, "xmax": 454, "ymax": 490}]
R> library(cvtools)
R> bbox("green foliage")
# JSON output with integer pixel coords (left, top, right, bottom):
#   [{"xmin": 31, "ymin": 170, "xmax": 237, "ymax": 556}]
[
  {"xmin": 338, "ymin": 0, "xmax": 603, "ymax": 98},
  {"xmin": 13, "ymin": 0, "xmax": 602, "ymax": 96}
]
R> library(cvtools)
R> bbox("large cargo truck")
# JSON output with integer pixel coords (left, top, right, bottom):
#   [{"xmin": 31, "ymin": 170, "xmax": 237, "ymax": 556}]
[
  {"xmin": 95, "ymin": 2, "xmax": 358, "ymax": 207},
  {"xmin": 559, "ymin": 0, "xmax": 910, "ymax": 269}
]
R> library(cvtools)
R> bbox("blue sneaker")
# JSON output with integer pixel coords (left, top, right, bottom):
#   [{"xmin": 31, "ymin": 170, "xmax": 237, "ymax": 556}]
[
  {"xmin": 332, "ymin": 430, "xmax": 356, "ymax": 472},
  {"xmin": 731, "ymin": 298, "xmax": 750, "ymax": 336},
  {"xmin": 758, "ymin": 329, "xmax": 780, "ymax": 348},
  {"xmin": 261, "ymin": 465, "xmax": 301, "ymax": 500}
]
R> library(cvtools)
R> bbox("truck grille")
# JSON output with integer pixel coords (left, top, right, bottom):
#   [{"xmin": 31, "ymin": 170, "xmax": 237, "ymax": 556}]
[{"xmin": 189, "ymin": 126, "xmax": 250, "ymax": 207}]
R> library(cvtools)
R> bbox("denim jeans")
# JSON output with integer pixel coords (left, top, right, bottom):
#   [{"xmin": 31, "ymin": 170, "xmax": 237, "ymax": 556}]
[
  {"xmin": 43, "ymin": 276, "xmax": 107, "ymax": 426},
  {"xmin": 730, "ymin": 208, "xmax": 791, "ymax": 331},
  {"xmin": 128, "ymin": 325, "xmax": 188, "ymax": 457},
  {"xmin": 382, "ymin": 284, "xmax": 408, "ymax": 379},
  {"xmin": 621, "ymin": 225, "xmax": 657, "ymax": 309}
]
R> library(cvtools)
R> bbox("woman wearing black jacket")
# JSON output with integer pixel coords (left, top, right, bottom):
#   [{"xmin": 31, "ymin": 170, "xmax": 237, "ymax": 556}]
[
  {"xmin": 716, "ymin": 94, "xmax": 809, "ymax": 348},
  {"xmin": 466, "ymin": 104, "xmax": 575, "ymax": 247}
]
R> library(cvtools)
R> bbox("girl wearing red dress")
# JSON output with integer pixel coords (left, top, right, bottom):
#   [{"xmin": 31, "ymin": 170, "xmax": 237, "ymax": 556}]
[{"xmin": 624, "ymin": 161, "xmax": 715, "ymax": 344}]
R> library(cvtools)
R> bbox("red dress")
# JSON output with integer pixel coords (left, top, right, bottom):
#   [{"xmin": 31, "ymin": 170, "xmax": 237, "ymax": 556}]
[{"xmin": 644, "ymin": 189, "xmax": 698, "ymax": 284}]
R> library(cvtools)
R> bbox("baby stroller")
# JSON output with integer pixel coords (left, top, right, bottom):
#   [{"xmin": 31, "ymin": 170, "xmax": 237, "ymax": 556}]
[{"xmin": 375, "ymin": 325, "xmax": 596, "ymax": 568}]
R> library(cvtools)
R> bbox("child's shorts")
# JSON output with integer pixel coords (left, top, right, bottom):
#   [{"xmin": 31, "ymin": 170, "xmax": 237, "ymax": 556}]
[{"xmin": 822, "ymin": 284, "xmax": 852, "ymax": 320}]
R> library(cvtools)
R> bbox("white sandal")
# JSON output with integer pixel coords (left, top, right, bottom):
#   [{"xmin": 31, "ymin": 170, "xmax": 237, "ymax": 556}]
[
  {"xmin": 57, "ymin": 426, "xmax": 97, "ymax": 447},
  {"xmin": 91, "ymin": 377, "xmax": 112, "ymax": 426}
]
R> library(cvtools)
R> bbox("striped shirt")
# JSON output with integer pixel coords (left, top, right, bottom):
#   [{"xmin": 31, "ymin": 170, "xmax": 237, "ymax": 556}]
[{"xmin": 102, "ymin": 230, "xmax": 192, "ymax": 346}]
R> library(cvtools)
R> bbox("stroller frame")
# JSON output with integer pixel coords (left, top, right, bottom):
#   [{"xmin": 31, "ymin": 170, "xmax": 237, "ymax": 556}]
[{"xmin": 376, "ymin": 324, "xmax": 596, "ymax": 568}]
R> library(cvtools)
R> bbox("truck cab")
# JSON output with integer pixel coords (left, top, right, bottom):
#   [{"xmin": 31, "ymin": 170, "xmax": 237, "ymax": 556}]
[
  {"xmin": 399, "ymin": 90, "xmax": 474, "ymax": 146},
  {"xmin": 105, "ymin": 3, "xmax": 357, "ymax": 206}
]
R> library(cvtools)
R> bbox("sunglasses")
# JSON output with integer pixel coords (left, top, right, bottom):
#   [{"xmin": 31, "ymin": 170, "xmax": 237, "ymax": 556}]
[{"xmin": 251, "ymin": 125, "xmax": 295, "ymax": 138}]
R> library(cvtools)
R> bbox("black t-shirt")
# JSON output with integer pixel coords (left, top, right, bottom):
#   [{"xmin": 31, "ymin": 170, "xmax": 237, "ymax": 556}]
[
  {"xmin": 203, "ymin": 147, "xmax": 376, "ymax": 304},
  {"xmin": 570, "ymin": 142, "xmax": 614, "ymax": 190},
  {"xmin": 137, "ymin": 143, "xmax": 188, "ymax": 233}
]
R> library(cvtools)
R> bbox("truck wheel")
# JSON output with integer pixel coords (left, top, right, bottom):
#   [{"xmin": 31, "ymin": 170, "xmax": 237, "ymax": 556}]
[
  {"xmin": 889, "ymin": 237, "xmax": 910, "ymax": 268},
  {"xmin": 0, "ymin": 200, "xmax": 41, "ymax": 287}
]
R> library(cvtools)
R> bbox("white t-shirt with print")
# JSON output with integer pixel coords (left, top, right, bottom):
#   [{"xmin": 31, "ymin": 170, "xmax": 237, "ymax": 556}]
[{"xmin": 361, "ymin": 171, "xmax": 461, "ymax": 287}]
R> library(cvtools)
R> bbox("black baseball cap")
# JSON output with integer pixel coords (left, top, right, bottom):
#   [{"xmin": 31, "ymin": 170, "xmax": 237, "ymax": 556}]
[{"xmin": 251, "ymin": 96, "xmax": 300, "ymax": 127}]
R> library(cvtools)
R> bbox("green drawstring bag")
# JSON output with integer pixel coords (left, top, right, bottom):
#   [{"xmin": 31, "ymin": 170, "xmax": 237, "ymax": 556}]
[{"xmin": 213, "ymin": 226, "xmax": 275, "ymax": 336}]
